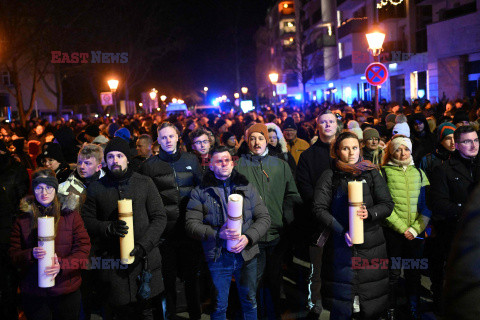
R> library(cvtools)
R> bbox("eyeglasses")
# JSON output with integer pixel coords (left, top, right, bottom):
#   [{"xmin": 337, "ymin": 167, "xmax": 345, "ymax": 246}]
[
  {"xmin": 193, "ymin": 140, "xmax": 210, "ymax": 146},
  {"xmin": 459, "ymin": 139, "xmax": 479, "ymax": 146},
  {"xmin": 34, "ymin": 186, "xmax": 55, "ymax": 194}
]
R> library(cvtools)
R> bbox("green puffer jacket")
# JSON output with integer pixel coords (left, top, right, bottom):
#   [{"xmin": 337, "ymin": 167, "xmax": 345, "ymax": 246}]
[
  {"xmin": 382, "ymin": 164, "xmax": 431, "ymax": 236},
  {"xmin": 236, "ymin": 153, "xmax": 301, "ymax": 242}
]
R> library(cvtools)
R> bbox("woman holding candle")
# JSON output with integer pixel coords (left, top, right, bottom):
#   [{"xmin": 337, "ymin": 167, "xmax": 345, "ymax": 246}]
[
  {"xmin": 8, "ymin": 168, "xmax": 91, "ymax": 320},
  {"xmin": 313, "ymin": 131, "xmax": 394, "ymax": 320},
  {"xmin": 380, "ymin": 135, "xmax": 431, "ymax": 320}
]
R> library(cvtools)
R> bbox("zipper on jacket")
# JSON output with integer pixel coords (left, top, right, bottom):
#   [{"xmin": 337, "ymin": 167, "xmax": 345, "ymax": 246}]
[
  {"xmin": 171, "ymin": 163, "xmax": 179, "ymax": 191},
  {"xmin": 404, "ymin": 168, "xmax": 411, "ymax": 227},
  {"xmin": 259, "ymin": 159, "xmax": 268, "ymax": 198}
]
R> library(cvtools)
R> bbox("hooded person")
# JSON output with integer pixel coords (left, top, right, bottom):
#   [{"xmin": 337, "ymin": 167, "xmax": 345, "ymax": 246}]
[
  {"xmin": 81, "ymin": 137, "xmax": 167, "ymax": 318},
  {"xmin": 54, "ymin": 126, "xmax": 79, "ymax": 164},
  {"xmin": 381, "ymin": 135, "xmax": 431, "ymax": 319},
  {"xmin": 362, "ymin": 128, "xmax": 384, "ymax": 166},
  {"xmin": 37, "ymin": 143, "xmax": 72, "ymax": 184},
  {"xmin": 408, "ymin": 113, "xmax": 435, "ymax": 166},
  {"xmin": 266, "ymin": 122, "xmax": 296, "ymax": 173}
]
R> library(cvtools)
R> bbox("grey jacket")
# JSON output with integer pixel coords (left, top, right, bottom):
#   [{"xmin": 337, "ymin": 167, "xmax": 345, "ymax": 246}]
[{"xmin": 185, "ymin": 170, "xmax": 270, "ymax": 262}]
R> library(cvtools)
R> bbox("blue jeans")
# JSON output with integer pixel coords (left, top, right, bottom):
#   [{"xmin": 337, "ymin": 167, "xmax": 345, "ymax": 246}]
[{"xmin": 208, "ymin": 250, "xmax": 258, "ymax": 320}]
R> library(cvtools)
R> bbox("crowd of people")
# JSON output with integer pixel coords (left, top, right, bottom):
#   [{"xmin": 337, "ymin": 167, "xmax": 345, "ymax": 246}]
[{"xmin": 1, "ymin": 96, "xmax": 480, "ymax": 320}]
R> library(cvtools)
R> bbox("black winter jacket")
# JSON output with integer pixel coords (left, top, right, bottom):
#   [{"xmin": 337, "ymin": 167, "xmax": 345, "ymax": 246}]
[
  {"xmin": 0, "ymin": 156, "xmax": 29, "ymax": 245},
  {"xmin": 430, "ymin": 151, "xmax": 480, "ymax": 223},
  {"xmin": 295, "ymin": 138, "xmax": 333, "ymax": 243},
  {"xmin": 81, "ymin": 169, "xmax": 167, "ymax": 306},
  {"xmin": 313, "ymin": 168, "xmax": 394, "ymax": 320},
  {"xmin": 139, "ymin": 149, "xmax": 202, "ymax": 239},
  {"xmin": 185, "ymin": 170, "xmax": 271, "ymax": 262}
]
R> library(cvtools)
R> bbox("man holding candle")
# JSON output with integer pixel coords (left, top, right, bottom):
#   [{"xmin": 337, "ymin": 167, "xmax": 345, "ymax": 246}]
[
  {"xmin": 236, "ymin": 123, "xmax": 301, "ymax": 320},
  {"xmin": 186, "ymin": 146, "xmax": 271, "ymax": 320},
  {"xmin": 82, "ymin": 137, "xmax": 167, "ymax": 319}
]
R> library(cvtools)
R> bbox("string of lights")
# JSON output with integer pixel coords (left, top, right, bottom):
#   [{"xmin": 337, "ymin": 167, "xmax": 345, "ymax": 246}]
[{"xmin": 377, "ymin": 0, "xmax": 404, "ymax": 9}]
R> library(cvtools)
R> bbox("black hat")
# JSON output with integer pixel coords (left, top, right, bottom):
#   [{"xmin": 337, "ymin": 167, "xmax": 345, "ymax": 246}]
[
  {"xmin": 283, "ymin": 117, "xmax": 297, "ymax": 131},
  {"xmin": 453, "ymin": 111, "xmax": 469, "ymax": 125},
  {"xmin": 215, "ymin": 119, "xmax": 227, "ymax": 131},
  {"xmin": 104, "ymin": 137, "xmax": 131, "ymax": 162},
  {"xmin": 41, "ymin": 143, "xmax": 65, "ymax": 163},
  {"xmin": 85, "ymin": 124, "xmax": 100, "ymax": 138},
  {"xmin": 221, "ymin": 132, "xmax": 235, "ymax": 145}
]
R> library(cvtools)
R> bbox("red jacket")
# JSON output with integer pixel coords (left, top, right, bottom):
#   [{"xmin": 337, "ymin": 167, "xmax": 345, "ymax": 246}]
[{"xmin": 9, "ymin": 196, "xmax": 91, "ymax": 296}]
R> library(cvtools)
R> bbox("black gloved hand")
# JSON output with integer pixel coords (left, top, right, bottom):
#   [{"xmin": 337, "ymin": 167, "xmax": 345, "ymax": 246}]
[
  {"xmin": 130, "ymin": 244, "xmax": 146, "ymax": 259},
  {"xmin": 106, "ymin": 220, "xmax": 129, "ymax": 238}
]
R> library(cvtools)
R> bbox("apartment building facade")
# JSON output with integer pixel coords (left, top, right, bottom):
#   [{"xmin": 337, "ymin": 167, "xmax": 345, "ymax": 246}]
[{"xmin": 257, "ymin": 0, "xmax": 480, "ymax": 106}]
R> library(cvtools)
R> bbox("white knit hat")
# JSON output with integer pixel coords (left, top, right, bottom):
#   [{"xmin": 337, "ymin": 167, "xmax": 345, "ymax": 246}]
[{"xmin": 392, "ymin": 122, "xmax": 410, "ymax": 137}]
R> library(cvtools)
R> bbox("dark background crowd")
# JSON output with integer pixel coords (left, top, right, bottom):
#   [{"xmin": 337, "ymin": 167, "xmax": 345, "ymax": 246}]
[{"xmin": 1, "ymin": 94, "xmax": 480, "ymax": 320}]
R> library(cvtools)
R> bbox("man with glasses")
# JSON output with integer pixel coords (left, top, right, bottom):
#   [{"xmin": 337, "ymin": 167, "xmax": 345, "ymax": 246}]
[
  {"xmin": 429, "ymin": 125, "xmax": 480, "ymax": 315},
  {"xmin": 362, "ymin": 128, "xmax": 383, "ymax": 166},
  {"xmin": 189, "ymin": 128, "xmax": 212, "ymax": 175}
]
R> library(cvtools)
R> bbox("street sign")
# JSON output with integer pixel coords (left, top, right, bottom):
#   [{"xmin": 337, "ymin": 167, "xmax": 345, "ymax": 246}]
[
  {"xmin": 276, "ymin": 83, "xmax": 287, "ymax": 95},
  {"xmin": 100, "ymin": 92, "xmax": 113, "ymax": 106},
  {"xmin": 365, "ymin": 62, "xmax": 388, "ymax": 86}
]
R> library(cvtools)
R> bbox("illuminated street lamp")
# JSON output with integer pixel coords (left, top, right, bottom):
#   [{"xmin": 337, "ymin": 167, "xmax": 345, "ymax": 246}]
[
  {"xmin": 172, "ymin": 98, "xmax": 178, "ymax": 103},
  {"xmin": 241, "ymin": 87, "xmax": 248, "ymax": 99},
  {"xmin": 160, "ymin": 95, "xmax": 167, "ymax": 102},
  {"xmin": 268, "ymin": 73, "xmax": 279, "ymax": 114},
  {"xmin": 149, "ymin": 88, "xmax": 158, "ymax": 114},
  {"xmin": 203, "ymin": 86, "xmax": 209, "ymax": 103},
  {"xmin": 234, "ymin": 92, "xmax": 240, "ymax": 99},
  {"xmin": 366, "ymin": 30, "xmax": 386, "ymax": 117},
  {"xmin": 107, "ymin": 79, "xmax": 119, "ymax": 117}
]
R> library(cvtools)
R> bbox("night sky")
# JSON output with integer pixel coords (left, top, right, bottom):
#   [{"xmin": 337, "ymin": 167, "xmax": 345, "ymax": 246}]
[{"xmin": 146, "ymin": 0, "xmax": 275, "ymax": 103}]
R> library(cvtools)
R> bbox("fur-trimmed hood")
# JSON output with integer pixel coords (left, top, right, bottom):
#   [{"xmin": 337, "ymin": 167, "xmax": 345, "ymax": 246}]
[
  {"xmin": 19, "ymin": 195, "xmax": 77, "ymax": 216},
  {"xmin": 200, "ymin": 169, "xmax": 250, "ymax": 189},
  {"xmin": 266, "ymin": 122, "xmax": 288, "ymax": 154}
]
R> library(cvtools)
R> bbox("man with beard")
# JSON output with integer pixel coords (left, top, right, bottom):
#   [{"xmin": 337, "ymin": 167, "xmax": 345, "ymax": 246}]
[
  {"xmin": 429, "ymin": 125, "xmax": 480, "ymax": 315},
  {"xmin": 139, "ymin": 122, "xmax": 203, "ymax": 320},
  {"xmin": 0, "ymin": 141, "xmax": 29, "ymax": 319},
  {"xmin": 236, "ymin": 123, "xmax": 301, "ymax": 320},
  {"xmin": 82, "ymin": 137, "xmax": 167, "ymax": 319}
]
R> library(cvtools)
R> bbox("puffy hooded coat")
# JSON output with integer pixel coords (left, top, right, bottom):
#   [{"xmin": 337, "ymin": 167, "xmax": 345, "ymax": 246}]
[
  {"xmin": 313, "ymin": 168, "xmax": 394, "ymax": 319},
  {"xmin": 9, "ymin": 196, "xmax": 91, "ymax": 297},
  {"xmin": 265, "ymin": 122, "xmax": 296, "ymax": 172},
  {"xmin": 139, "ymin": 148, "xmax": 202, "ymax": 239}
]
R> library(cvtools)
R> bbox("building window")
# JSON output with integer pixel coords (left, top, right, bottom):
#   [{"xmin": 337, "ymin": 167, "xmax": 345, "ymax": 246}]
[
  {"xmin": 338, "ymin": 42, "xmax": 343, "ymax": 59},
  {"xmin": 337, "ymin": 11, "xmax": 342, "ymax": 27},
  {"xmin": 1, "ymin": 72, "xmax": 11, "ymax": 86}
]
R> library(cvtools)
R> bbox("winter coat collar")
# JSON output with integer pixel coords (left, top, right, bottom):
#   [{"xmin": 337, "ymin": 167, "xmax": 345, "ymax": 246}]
[
  {"xmin": 19, "ymin": 195, "xmax": 76, "ymax": 216},
  {"xmin": 201, "ymin": 170, "xmax": 249, "ymax": 189},
  {"xmin": 312, "ymin": 137, "xmax": 331, "ymax": 149},
  {"xmin": 157, "ymin": 148, "xmax": 181, "ymax": 163}
]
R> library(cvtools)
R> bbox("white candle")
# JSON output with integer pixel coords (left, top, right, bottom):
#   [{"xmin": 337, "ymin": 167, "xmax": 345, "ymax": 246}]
[
  {"xmin": 118, "ymin": 199, "xmax": 135, "ymax": 264},
  {"xmin": 349, "ymin": 205, "xmax": 364, "ymax": 244},
  {"xmin": 227, "ymin": 194, "xmax": 243, "ymax": 252},
  {"xmin": 38, "ymin": 216, "xmax": 55, "ymax": 288},
  {"xmin": 348, "ymin": 181, "xmax": 364, "ymax": 244},
  {"xmin": 348, "ymin": 181, "xmax": 363, "ymax": 204}
]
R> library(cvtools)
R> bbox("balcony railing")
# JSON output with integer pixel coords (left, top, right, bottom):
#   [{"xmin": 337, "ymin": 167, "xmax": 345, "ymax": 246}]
[
  {"xmin": 337, "ymin": 17, "xmax": 368, "ymax": 39},
  {"xmin": 378, "ymin": 2, "xmax": 406, "ymax": 21},
  {"xmin": 440, "ymin": 1, "xmax": 476, "ymax": 21},
  {"xmin": 339, "ymin": 55, "xmax": 353, "ymax": 71}
]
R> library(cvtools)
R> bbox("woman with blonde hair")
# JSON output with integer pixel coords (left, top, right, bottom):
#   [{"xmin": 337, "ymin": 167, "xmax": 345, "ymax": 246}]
[
  {"xmin": 9, "ymin": 168, "xmax": 90, "ymax": 320},
  {"xmin": 380, "ymin": 135, "xmax": 431, "ymax": 320}
]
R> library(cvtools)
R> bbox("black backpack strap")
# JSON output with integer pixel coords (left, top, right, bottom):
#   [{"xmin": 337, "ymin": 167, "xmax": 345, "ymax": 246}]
[{"xmin": 380, "ymin": 167, "xmax": 388, "ymax": 183}]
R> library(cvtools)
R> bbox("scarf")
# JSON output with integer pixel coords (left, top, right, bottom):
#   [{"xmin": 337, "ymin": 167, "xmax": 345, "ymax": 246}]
[{"xmin": 335, "ymin": 158, "xmax": 378, "ymax": 176}]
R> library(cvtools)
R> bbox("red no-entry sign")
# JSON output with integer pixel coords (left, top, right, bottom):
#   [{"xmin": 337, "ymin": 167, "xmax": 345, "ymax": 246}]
[{"xmin": 365, "ymin": 62, "xmax": 388, "ymax": 86}]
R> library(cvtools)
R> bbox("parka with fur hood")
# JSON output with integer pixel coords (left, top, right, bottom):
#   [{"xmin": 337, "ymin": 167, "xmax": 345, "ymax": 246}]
[{"xmin": 9, "ymin": 196, "xmax": 91, "ymax": 297}]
